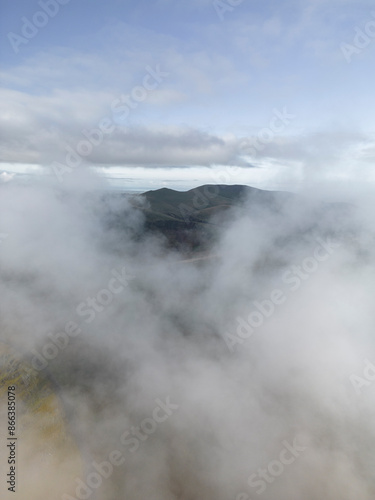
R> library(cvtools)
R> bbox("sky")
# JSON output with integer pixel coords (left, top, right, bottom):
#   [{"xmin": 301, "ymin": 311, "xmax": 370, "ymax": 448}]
[{"xmin": 1, "ymin": 0, "xmax": 375, "ymax": 191}]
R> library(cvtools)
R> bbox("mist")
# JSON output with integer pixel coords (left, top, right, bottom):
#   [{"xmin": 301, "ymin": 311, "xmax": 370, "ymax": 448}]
[{"xmin": 1, "ymin": 171, "xmax": 375, "ymax": 500}]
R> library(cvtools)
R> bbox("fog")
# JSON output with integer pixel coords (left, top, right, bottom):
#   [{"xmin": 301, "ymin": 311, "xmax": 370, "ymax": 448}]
[{"xmin": 1, "ymin": 171, "xmax": 375, "ymax": 500}]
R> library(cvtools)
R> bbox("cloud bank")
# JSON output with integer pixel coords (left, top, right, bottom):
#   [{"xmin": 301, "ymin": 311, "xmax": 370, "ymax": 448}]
[{"xmin": 1, "ymin": 172, "xmax": 375, "ymax": 499}]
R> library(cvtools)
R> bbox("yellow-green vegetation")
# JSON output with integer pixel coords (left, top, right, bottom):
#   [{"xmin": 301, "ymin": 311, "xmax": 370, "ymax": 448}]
[
  {"xmin": 0, "ymin": 343, "xmax": 63, "ymax": 437},
  {"xmin": 0, "ymin": 343, "xmax": 84, "ymax": 499}
]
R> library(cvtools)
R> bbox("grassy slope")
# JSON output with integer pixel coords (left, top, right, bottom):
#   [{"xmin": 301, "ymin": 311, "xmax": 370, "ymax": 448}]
[{"xmin": 134, "ymin": 184, "xmax": 292, "ymax": 252}]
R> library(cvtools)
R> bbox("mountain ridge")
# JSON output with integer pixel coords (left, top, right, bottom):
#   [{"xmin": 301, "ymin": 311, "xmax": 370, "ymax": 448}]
[{"xmin": 130, "ymin": 184, "xmax": 294, "ymax": 252}]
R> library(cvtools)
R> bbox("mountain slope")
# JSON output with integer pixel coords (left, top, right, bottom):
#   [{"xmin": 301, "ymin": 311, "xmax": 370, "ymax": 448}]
[
  {"xmin": 132, "ymin": 184, "xmax": 292, "ymax": 252},
  {"xmin": 140, "ymin": 184, "xmax": 290, "ymax": 222}
]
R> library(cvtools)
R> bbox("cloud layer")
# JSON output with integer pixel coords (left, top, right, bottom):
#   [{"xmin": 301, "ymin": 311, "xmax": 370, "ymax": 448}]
[
  {"xmin": 1, "ymin": 173, "xmax": 375, "ymax": 498},
  {"xmin": 1, "ymin": 0, "xmax": 375, "ymax": 186}
]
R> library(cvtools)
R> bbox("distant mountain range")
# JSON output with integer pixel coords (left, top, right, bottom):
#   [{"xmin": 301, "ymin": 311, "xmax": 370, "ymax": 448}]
[{"xmin": 130, "ymin": 184, "xmax": 293, "ymax": 252}]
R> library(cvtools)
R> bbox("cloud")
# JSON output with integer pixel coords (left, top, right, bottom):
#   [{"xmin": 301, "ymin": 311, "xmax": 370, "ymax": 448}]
[
  {"xmin": 238, "ymin": 129, "xmax": 375, "ymax": 183},
  {"xmin": 83, "ymin": 126, "xmax": 238, "ymax": 166},
  {"xmin": 0, "ymin": 171, "xmax": 15, "ymax": 183},
  {"xmin": 1, "ymin": 0, "xmax": 374, "ymax": 185},
  {"xmin": 1, "ymin": 172, "xmax": 375, "ymax": 498},
  {"xmin": 0, "ymin": 89, "xmax": 242, "ymax": 166}
]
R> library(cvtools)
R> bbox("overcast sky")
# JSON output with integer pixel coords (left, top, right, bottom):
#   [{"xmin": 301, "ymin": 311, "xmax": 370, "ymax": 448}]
[{"xmin": 1, "ymin": 0, "xmax": 374, "ymax": 190}]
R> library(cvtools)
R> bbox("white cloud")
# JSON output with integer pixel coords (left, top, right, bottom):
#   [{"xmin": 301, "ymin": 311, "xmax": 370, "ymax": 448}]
[
  {"xmin": 0, "ymin": 171, "xmax": 15, "ymax": 183},
  {"xmin": 1, "ymin": 0, "xmax": 374, "ymax": 187}
]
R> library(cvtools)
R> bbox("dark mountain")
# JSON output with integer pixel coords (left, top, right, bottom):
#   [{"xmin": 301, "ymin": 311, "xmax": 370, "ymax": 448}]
[
  {"xmin": 140, "ymin": 184, "xmax": 290, "ymax": 221},
  {"xmin": 132, "ymin": 184, "xmax": 293, "ymax": 252}
]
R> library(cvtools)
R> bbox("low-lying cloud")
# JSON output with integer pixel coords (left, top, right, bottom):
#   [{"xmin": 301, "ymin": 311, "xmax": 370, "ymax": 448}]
[{"xmin": 1, "ymin": 172, "xmax": 375, "ymax": 499}]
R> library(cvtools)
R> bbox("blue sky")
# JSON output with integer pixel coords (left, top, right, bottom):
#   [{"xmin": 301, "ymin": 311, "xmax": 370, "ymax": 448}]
[{"xmin": 1, "ymin": 0, "xmax": 375, "ymax": 190}]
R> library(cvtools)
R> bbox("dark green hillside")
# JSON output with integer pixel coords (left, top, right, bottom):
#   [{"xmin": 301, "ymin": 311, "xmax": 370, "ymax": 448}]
[
  {"xmin": 133, "ymin": 184, "xmax": 292, "ymax": 252},
  {"xmin": 140, "ymin": 184, "xmax": 290, "ymax": 222}
]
